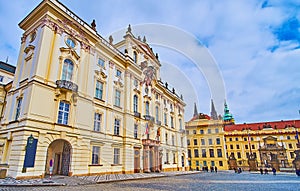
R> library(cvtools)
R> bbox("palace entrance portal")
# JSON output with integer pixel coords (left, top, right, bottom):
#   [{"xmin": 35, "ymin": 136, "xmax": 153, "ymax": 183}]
[
  {"xmin": 45, "ymin": 139, "xmax": 72, "ymax": 176},
  {"xmin": 142, "ymin": 139, "xmax": 161, "ymax": 172}
]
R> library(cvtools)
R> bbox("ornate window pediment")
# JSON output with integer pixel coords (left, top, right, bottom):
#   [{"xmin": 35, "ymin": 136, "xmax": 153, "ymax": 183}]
[
  {"xmin": 94, "ymin": 70, "xmax": 107, "ymax": 81},
  {"xmin": 60, "ymin": 47, "xmax": 80, "ymax": 60}
]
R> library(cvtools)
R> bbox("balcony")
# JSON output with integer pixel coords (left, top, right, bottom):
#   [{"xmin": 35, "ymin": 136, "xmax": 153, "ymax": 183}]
[
  {"xmin": 56, "ymin": 80, "xmax": 78, "ymax": 93},
  {"xmin": 143, "ymin": 115, "xmax": 154, "ymax": 122},
  {"xmin": 134, "ymin": 112, "xmax": 141, "ymax": 118}
]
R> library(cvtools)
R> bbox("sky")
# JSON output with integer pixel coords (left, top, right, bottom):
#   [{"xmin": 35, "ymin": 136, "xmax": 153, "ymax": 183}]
[{"xmin": 0, "ymin": 0, "xmax": 299, "ymax": 123}]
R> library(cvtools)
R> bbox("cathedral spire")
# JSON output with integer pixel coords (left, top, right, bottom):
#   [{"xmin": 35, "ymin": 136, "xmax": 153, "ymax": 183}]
[
  {"xmin": 193, "ymin": 102, "xmax": 198, "ymax": 117},
  {"xmin": 210, "ymin": 99, "xmax": 218, "ymax": 120}
]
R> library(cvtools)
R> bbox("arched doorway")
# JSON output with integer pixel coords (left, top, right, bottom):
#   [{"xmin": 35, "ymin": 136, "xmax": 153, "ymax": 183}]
[{"xmin": 45, "ymin": 139, "xmax": 72, "ymax": 176}]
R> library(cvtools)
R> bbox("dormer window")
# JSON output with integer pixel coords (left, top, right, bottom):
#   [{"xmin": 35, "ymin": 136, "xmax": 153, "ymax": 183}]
[
  {"xmin": 98, "ymin": 58, "xmax": 105, "ymax": 68},
  {"xmin": 66, "ymin": 38, "xmax": 76, "ymax": 49},
  {"xmin": 116, "ymin": 69, "xmax": 122, "ymax": 78}
]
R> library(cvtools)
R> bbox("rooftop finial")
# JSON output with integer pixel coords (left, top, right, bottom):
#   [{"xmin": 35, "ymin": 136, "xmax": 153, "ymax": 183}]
[
  {"xmin": 109, "ymin": 35, "xmax": 113, "ymax": 44},
  {"xmin": 91, "ymin": 19, "xmax": 96, "ymax": 31},
  {"xmin": 143, "ymin": 36, "xmax": 146, "ymax": 43},
  {"xmin": 127, "ymin": 24, "xmax": 132, "ymax": 33}
]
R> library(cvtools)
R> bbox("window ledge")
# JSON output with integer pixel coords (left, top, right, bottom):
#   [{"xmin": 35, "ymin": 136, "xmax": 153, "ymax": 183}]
[
  {"xmin": 94, "ymin": 97, "xmax": 105, "ymax": 102},
  {"xmin": 88, "ymin": 164, "xmax": 103, "ymax": 167},
  {"xmin": 111, "ymin": 164, "xmax": 122, "ymax": 166},
  {"xmin": 54, "ymin": 123, "xmax": 72, "ymax": 128}
]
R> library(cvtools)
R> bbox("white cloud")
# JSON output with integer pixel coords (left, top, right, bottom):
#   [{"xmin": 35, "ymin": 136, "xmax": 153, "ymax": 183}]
[{"xmin": 0, "ymin": 0, "xmax": 299, "ymax": 123}]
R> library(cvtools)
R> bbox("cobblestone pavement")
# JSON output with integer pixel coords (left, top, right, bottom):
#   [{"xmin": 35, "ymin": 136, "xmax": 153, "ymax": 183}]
[{"xmin": 0, "ymin": 171, "xmax": 300, "ymax": 191}]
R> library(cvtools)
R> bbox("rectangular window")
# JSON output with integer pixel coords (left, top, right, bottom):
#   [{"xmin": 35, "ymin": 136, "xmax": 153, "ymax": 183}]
[
  {"xmin": 202, "ymin": 149, "xmax": 206, "ymax": 158},
  {"xmin": 166, "ymin": 152, "xmax": 169, "ymax": 163},
  {"xmin": 237, "ymin": 152, "xmax": 241, "ymax": 159},
  {"xmin": 15, "ymin": 98, "xmax": 23, "ymax": 120},
  {"xmin": 208, "ymin": 139, "xmax": 213, "ymax": 145},
  {"xmin": 193, "ymin": 130, "xmax": 196, "ymax": 134},
  {"xmin": 134, "ymin": 124, "xmax": 138, "ymax": 139},
  {"xmin": 94, "ymin": 113, "xmax": 101, "ymax": 131},
  {"xmin": 217, "ymin": 149, "xmax": 222, "ymax": 157},
  {"xmin": 194, "ymin": 139, "xmax": 198, "ymax": 145},
  {"xmin": 209, "ymin": 149, "xmax": 214, "ymax": 158},
  {"xmin": 216, "ymin": 138, "xmax": 221, "ymax": 145},
  {"xmin": 114, "ymin": 119, "xmax": 120, "ymax": 136},
  {"xmin": 203, "ymin": 161, "xmax": 207, "ymax": 166},
  {"xmin": 172, "ymin": 135, "xmax": 175, "ymax": 146},
  {"xmin": 207, "ymin": 129, "xmax": 211, "ymax": 134},
  {"xmin": 164, "ymin": 113, "xmax": 167, "ymax": 125},
  {"xmin": 201, "ymin": 139, "xmax": 205, "ymax": 145},
  {"xmin": 165, "ymin": 133, "xmax": 168, "ymax": 144},
  {"xmin": 113, "ymin": 148, "xmax": 120, "ymax": 164},
  {"xmin": 245, "ymin": 145, "xmax": 249, "ymax": 149},
  {"xmin": 236, "ymin": 145, "xmax": 240, "ymax": 149},
  {"xmin": 181, "ymin": 137, "xmax": 183, "ymax": 147},
  {"xmin": 173, "ymin": 153, "xmax": 176, "ymax": 164},
  {"xmin": 219, "ymin": 161, "xmax": 223, "ymax": 166},
  {"xmin": 187, "ymin": 139, "xmax": 190, "ymax": 146},
  {"xmin": 211, "ymin": 161, "xmax": 215, "ymax": 166},
  {"xmin": 188, "ymin": 149, "xmax": 191, "ymax": 158},
  {"xmin": 194, "ymin": 149, "xmax": 199, "ymax": 158},
  {"xmin": 92, "ymin": 146, "xmax": 100, "ymax": 164},
  {"xmin": 95, "ymin": 81, "xmax": 103, "ymax": 100},
  {"xmin": 251, "ymin": 145, "xmax": 255, "ymax": 149},
  {"xmin": 230, "ymin": 145, "xmax": 233, "ymax": 149},
  {"xmin": 235, "ymin": 137, "xmax": 239, "ymax": 141},
  {"xmin": 215, "ymin": 128, "xmax": 219, "ymax": 133},
  {"xmin": 200, "ymin": 129, "xmax": 204, "ymax": 134},
  {"xmin": 98, "ymin": 58, "xmax": 105, "ymax": 67},
  {"xmin": 57, "ymin": 101, "xmax": 70, "ymax": 125},
  {"xmin": 115, "ymin": 90, "xmax": 121, "ymax": 107},
  {"xmin": 170, "ymin": 116, "xmax": 174, "ymax": 128},
  {"xmin": 246, "ymin": 152, "xmax": 249, "ymax": 158},
  {"xmin": 0, "ymin": 75, "xmax": 3, "ymax": 82},
  {"xmin": 179, "ymin": 119, "xmax": 182, "ymax": 130},
  {"xmin": 289, "ymin": 144, "xmax": 293, "ymax": 149},
  {"xmin": 196, "ymin": 160, "xmax": 199, "ymax": 166}
]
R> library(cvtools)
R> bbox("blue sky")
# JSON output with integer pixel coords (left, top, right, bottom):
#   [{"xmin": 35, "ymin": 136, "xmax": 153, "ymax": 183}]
[{"xmin": 0, "ymin": 0, "xmax": 299, "ymax": 123}]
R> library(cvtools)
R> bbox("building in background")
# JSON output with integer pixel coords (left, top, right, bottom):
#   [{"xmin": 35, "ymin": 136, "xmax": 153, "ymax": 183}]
[
  {"xmin": 0, "ymin": 0, "xmax": 187, "ymax": 179},
  {"xmin": 186, "ymin": 100, "xmax": 300, "ymax": 172},
  {"xmin": 224, "ymin": 120, "xmax": 300, "ymax": 171},
  {"xmin": 0, "ymin": 61, "xmax": 15, "ymax": 124},
  {"xmin": 186, "ymin": 100, "xmax": 228, "ymax": 170}
]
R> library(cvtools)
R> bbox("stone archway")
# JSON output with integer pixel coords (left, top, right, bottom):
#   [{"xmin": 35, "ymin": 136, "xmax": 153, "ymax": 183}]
[{"xmin": 45, "ymin": 139, "xmax": 72, "ymax": 176}]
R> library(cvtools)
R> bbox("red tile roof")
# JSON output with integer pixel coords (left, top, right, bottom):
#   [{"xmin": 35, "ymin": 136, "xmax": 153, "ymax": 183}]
[{"xmin": 224, "ymin": 120, "xmax": 300, "ymax": 132}]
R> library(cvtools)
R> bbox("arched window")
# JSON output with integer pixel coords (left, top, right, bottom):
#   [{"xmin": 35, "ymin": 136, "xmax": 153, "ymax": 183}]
[
  {"xmin": 145, "ymin": 101, "xmax": 149, "ymax": 115},
  {"xmin": 133, "ymin": 95, "xmax": 138, "ymax": 113},
  {"xmin": 62, "ymin": 59, "xmax": 74, "ymax": 81},
  {"xmin": 133, "ymin": 51, "xmax": 137, "ymax": 64}
]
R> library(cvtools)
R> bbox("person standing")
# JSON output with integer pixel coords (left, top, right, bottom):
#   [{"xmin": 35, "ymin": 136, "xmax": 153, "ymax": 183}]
[
  {"xmin": 214, "ymin": 166, "xmax": 218, "ymax": 173},
  {"xmin": 272, "ymin": 167, "xmax": 276, "ymax": 175},
  {"xmin": 260, "ymin": 168, "xmax": 263, "ymax": 175}
]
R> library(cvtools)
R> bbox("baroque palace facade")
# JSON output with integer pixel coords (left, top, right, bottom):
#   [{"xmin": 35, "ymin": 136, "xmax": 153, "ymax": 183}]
[
  {"xmin": 186, "ymin": 101, "xmax": 300, "ymax": 171},
  {"xmin": 0, "ymin": 0, "xmax": 187, "ymax": 179}
]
